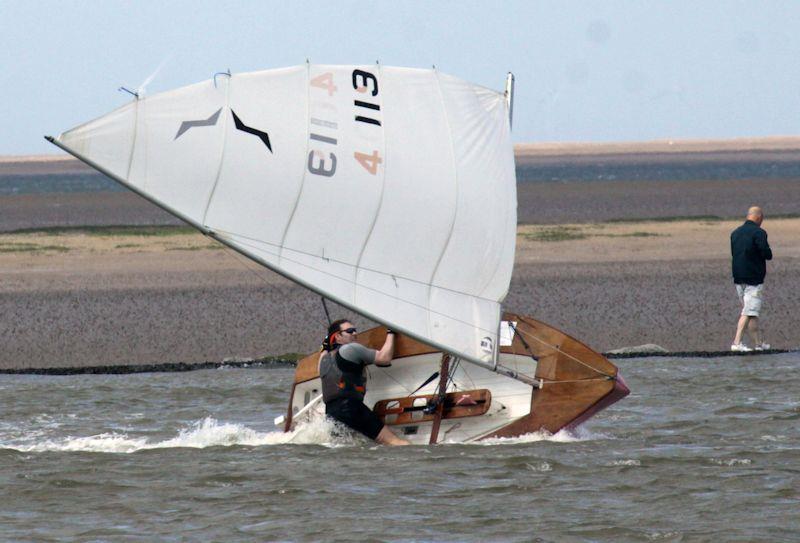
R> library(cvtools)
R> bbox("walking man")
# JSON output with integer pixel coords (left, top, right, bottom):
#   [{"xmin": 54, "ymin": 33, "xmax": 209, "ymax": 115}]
[
  {"xmin": 730, "ymin": 206, "xmax": 772, "ymax": 351},
  {"xmin": 319, "ymin": 319, "xmax": 410, "ymax": 445}
]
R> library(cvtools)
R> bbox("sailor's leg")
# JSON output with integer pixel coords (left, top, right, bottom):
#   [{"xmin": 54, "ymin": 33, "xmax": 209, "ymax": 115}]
[
  {"xmin": 376, "ymin": 426, "xmax": 411, "ymax": 446},
  {"xmin": 329, "ymin": 398, "xmax": 409, "ymax": 445}
]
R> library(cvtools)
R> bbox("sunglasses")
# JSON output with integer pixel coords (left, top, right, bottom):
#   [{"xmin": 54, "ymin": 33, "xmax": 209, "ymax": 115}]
[{"xmin": 340, "ymin": 327, "xmax": 357, "ymax": 334}]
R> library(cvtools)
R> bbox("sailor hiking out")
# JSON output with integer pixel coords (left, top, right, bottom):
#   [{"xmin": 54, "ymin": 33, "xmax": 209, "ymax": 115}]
[{"xmin": 319, "ymin": 319, "xmax": 410, "ymax": 446}]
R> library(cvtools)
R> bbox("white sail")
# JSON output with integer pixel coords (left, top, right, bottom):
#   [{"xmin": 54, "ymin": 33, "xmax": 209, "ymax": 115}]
[{"xmin": 53, "ymin": 64, "xmax": 517, "ymax": 366}]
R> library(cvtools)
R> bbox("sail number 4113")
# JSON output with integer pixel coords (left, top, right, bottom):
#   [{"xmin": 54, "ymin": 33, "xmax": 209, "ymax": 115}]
[{"xmin": 307, "ymin": 69, "xmax": 383, "ymax": 178}]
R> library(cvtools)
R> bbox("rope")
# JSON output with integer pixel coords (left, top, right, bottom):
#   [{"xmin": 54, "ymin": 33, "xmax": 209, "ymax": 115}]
[
  {"xmin": 508, "ymin": 321, "xmax": 537, "ymax": 361},
  {"xmin": 321, "ymin": 297, "xmax": 332, "ymax": 327},
  {"xmin": 510, "ymin": 320, "xmax": 615, "ymax": 379},
  {"xmin": 539, "ymin": 377, "xmax": 613, "ymax": 385},
  {"xmin": 445, "ymin": 357, "xmax": 460, "ymax": 392},
  {"xmin": 407, "ymin": 371, "xmax": 439, "ymax": 397}
]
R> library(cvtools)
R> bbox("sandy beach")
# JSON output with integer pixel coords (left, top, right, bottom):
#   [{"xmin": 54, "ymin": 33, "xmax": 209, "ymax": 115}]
[{"xmin": 2, "ymin": 138, "xmax": 799, "ymax": 370}]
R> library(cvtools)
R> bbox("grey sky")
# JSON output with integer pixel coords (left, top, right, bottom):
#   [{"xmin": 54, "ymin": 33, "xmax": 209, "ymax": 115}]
[{"xmin": 2, "ymin": 0, "xmax": 798, "ymax": 155}]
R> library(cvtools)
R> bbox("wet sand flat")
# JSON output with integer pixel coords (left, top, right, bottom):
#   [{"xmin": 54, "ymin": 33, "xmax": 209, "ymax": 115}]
[
  {"xmin": 0, "ymin": 192, "xmax": 181, "ymax": 232},
  {"xmin": 2, "ymin": 180, "xmax": 797, "ymax": 230},
  {"xmin": 516, "ymin": 178, "xmax": 800, "ymax": 224},
  {"xmin": 2, "ymin": 219, "xmax": 798, "ymax": 369}
]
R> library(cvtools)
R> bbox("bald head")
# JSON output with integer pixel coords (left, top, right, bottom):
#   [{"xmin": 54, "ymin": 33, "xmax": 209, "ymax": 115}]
[{"xmin": 747, "ymin": 206, "xmax": 763, "ymax": 226}]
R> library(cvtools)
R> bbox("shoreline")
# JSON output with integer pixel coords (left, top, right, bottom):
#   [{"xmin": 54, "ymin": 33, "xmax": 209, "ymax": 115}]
[{"xmin": 1, "ymin": 348, "xmax": 795, "ymax": 375}]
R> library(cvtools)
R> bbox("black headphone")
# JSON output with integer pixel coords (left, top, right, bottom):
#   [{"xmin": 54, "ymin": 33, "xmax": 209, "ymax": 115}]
[{"xmin": 321, "ymin": 332, "xmax": 335, "ymax": 352}]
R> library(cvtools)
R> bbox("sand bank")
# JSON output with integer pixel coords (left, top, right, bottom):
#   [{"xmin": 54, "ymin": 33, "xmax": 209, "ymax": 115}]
[
  {"xmin": 515, "ymin": 136, "xmax": 800, "ymax": 158},
  {"xmin": 2, "ymin": 220, "xmax": 797, "ymax": 369}
]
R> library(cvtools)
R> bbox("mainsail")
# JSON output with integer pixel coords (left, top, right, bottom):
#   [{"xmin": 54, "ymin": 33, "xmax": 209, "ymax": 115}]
[{"xmin": 49, "ymin": 64, "xmax": 517, "ymax": 367}]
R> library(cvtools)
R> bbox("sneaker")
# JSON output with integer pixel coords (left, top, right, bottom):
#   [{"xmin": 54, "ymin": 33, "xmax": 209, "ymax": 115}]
[
  {"xmin": 731, "ymin": 343, "xmax": 753, "ymax": 352},
  {"xmin": 754, "ymin": 343, "xmax": 771, "ymax": 351}
]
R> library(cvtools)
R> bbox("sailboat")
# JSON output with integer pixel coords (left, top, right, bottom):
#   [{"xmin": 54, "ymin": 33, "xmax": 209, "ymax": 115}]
[{"xmin": 47, "ymin": 63, "xmax": 629, "ymax": 444}]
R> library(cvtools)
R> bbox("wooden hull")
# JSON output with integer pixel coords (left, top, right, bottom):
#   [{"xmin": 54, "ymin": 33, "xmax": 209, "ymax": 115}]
[{"xmin": 283, "ymin": 313, "xmax": 629, "ymax": 443}]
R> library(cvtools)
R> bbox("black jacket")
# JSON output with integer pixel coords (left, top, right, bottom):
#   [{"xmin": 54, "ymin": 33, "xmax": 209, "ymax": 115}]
[{"xmin": 731, "ymin": 220, "xmax": 772, "ymax": 285}]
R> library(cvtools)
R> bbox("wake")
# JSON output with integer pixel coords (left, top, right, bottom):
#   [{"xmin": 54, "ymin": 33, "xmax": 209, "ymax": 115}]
[
  {"xmin": 3, "ymin": 417, "xmax": 357, "ymax": 453},
  {"xmin": 2, "ymin": 417, "xmax": 605, "ymax": 453},
  {"xmin": 471, "ymin": 426, "xmax": 605, "ymax": 445}
]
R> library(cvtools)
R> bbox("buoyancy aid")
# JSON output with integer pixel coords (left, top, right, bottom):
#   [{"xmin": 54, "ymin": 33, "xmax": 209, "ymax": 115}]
[{"xmin": 320, "ymin": 348, "xmax": 367, "ymax": 403}]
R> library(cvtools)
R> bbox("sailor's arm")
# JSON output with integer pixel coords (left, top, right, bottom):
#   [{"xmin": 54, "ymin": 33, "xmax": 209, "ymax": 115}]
[{"xmin": 374, "ymin": 330, "xmax": 395, "ymax": 367}]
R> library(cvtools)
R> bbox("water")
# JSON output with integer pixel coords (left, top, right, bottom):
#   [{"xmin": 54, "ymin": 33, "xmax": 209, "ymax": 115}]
[
  {"xmin": 0, "ymin": 173, "xmax": 124, "ymax": 195},
  {"xmin": 2, "ymin": 354, "xmax": 798, "ymax": 542},
  {"xmin": 515, "ymin": 159, "xmax": 800, "ymax": 184},
  {"xmin": 4, "ymin": 156, "xmax": 800, "ymax": 197}
]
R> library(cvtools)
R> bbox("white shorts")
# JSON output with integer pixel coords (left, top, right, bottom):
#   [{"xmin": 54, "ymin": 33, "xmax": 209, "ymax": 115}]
[{"xmin": 736, "ymin": 283, "xmax": 764, "ymax": 317}]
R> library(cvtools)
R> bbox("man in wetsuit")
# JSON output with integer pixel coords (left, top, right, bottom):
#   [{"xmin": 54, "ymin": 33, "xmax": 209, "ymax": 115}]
[
  {"xmin": 319, "ymin": 319, "xmax": 410, "ymax": 446},
  {"xmin": 730, "ymin": 206, "xmax": 773, "ymax": 351}
]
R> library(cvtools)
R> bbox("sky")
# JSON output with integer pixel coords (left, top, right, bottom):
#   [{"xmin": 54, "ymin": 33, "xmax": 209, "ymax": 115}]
[{"xmin": 1, "ymin": 0, "xmax": 799, "ymax": 155}]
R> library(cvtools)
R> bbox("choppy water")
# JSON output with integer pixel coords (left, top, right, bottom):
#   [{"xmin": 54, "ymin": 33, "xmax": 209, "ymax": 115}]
[{"xmin": 2, "ymin": 354, "xmax": 798, "ymax": 542}]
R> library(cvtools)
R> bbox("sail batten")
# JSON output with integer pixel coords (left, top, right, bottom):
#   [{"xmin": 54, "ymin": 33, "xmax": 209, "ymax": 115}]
[
  {"xmin": 202, "ymin": 77, "xmax": 232, "ymax": 226},
  {"xmin": 277, "ymin": 63, "xmax": 313, "ymax": 270},
  {"xmin": 51, "ymin": 64, "xmax": 517, "ymax": 366},
  {"xmin": 352, "ymin": 63, "xmax": 388, "ymax": 312},
  {"xmin": 425, "ymin": 69, "xmax": 461, "ymax": 347}
]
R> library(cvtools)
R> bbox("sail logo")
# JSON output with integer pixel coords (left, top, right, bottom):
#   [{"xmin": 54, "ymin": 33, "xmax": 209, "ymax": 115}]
[
  {"xmin": 231, "ymin": 110, "xmax": 272, "ymax": 153},
  {"xmin": 174, "ymin": 108, "xmax": 272, "ymax": 154},
  {"xmin": 480, "ymin": 336, "xmax": 494, "ymax": 354}
]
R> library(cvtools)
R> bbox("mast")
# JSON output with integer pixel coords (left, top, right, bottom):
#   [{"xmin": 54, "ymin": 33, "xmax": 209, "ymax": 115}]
[
  {"xmin": 428, "ymin": 354, "xmax": 451, "ymax": 444},
  {"xmin": 504, "ymin": 72, "xmax": 515, "ymax": 129}
]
